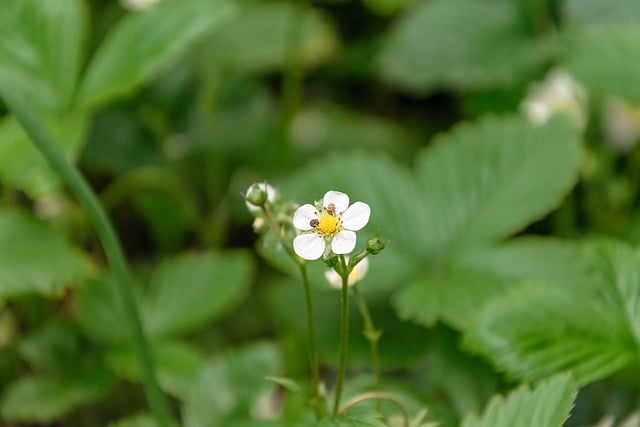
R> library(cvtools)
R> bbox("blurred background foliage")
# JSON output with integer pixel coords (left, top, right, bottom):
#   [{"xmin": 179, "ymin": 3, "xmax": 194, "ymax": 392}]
[{"xmin": 2, "ymin": 0, "xmax": 640, "ymax": 425}]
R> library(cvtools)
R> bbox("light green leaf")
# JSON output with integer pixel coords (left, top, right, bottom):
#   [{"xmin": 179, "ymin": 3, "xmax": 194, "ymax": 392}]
[
  {"xmin": 106, "ymin": 340, "xmax": 205, "ymax": 398},
  {"xmin": 563, "ymin": 0, "xmax": 640, "ymax": 27},
  {"xmin": 109, "ymin": 413, "xmax": 158, "ymax": 427},
  {"xmin": 587, "ymin": 240, "xmax": 640, "ymax": 348},
  {"xmin": 565, "ymin": 27, "xmax": 640, "ymax": 103},
  {"xmin": 183, "ymin": 342, "xmax": 280, "ymax": 427},
  {"xmin": 78, "ymin": 0, "xmax": 234, "ymax": 109},
  {"xmin": 0, "ymin": 0, "xmax": 86, "ymax": 112},
  {"xmin": 378, "ymin": 0, "xmax": 555, "ymax": 93},
  {"xmin": 205, "ymin": 2, "xmax": 337, "ymax": 74},
  {"xmin": 393, "ymin": 270, "xmax": 509, "ymax": 330},
  {"xmin": 464, "ymin": 283, "xmax": 635, "ymax": 385},
  {"xmin": 460, "ymin": 373, "xmax": 577, "ymax": 427},
  {"xmin": 0, "ymin": 376, "xmax": 110, "ymax": 423},
  {"xmin": 416, "ymin": 116, "xmax": 581, "ymax": 258},
  {"xmin": 0, "ymin": 207, "xmax": 90, "ymax": 300},
  {"xmin": 143, "ymin": 251, "xmax": 253, "ymax": 338},
  {"xmin": 454, "ymin": 237, "xmax": 595, "ymax": 288},
  {"xmin": 0, "ymin": 113, "xmax": 88, "ymax": 198},
  {"xmin": 318, "ymin": 406, "xmax": 386, "ymax": 427}
]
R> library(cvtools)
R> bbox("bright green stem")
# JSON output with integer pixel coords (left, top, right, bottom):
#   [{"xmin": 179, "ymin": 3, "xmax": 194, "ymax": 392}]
[
  {"xmin": 1, "ymin": 89, "xmax": 174, "ymax": 427},
  {"xmin": 299, "ymin": 264, "xmax": 326, "ymax": 418},
  {"xmin": 333, "ymin": 255, "xmax": 350, "ymax": 415},
  {"xmin": 352, "ymin": 285, "xmax": 381, "ymax": 394}
]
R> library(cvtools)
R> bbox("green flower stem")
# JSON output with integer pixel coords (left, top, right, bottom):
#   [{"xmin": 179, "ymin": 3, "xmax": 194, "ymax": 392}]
[
  {"xmin": 352, "ymin": 284, "xmax": 381, "ymax": 394},
  {"xmin": 333, "ymin": 255, "xmax": 351, "ymax": 415},
  {"xmin": 298, "ymin": 263, "xmax": 326, "ymax": 418},
  {"xmin": 339, "ymin": 391, "xmax": 410, "ymax": 427},
  {"xmin": 0, "ymin": 89, "xmax": 174, "ymax": 427}
]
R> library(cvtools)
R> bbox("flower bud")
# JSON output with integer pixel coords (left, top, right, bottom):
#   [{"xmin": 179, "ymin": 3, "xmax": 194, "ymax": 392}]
[
  {"xmin": 366, "ymin": 235, "xmax": 386, "ymax": 255},
  {"xmin": 245, "ymin": 183, "xmax": 268, "ymax": 208}
]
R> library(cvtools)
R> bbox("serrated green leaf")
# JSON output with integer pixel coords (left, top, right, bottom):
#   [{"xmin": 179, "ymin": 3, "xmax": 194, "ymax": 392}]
[
  {"xmin": 205, "ymin": 2, "xmax": 337, "ymax": 74},
  {"xmin": 183, "ymin": 342, "xmax": 280, "ymax": 427},
  {"xmin": 563, "ymin": 0, "xmax": 640, "ymax": 27},
  {"xmin": 106, "ymin": 340, "xmax": 205, "ymax": 398},
  {"xmin": 566, "ymin": 27, "xmax": 640, "ymax": 103},
  {"xmin": 460, "ymin": 373, "xmax": 577, "ymax": 427},
  {"xmin": 0, "ymin": 207, "xmax": 90, "ymax": 300},
  {"xmin": 454, "ymin": 237, "xmax": 595, "ymax": 288},
  {"xmin": 587, "ymin": 239, "xmax": 640, "ymax": 348},
  {"xmin": 416, "ymin": 116, "xmax": 581, "ymax": 257},
  {"xmin": 378, "ymin": 0, "xmax": 555, "ymax": 93},
  {"xmin": 143, "ymin": 251, "xmax": 253, "ymax": 337},
  {"xmin": 0, "ymin": 376, "xmax": 110, "ymax": 423},
  {"xmin": 464, "ymin": 283, "xmax": 635, "ymax": 385},
  {"xmin": 0, "ymin": 0, "xmax": 86, "ymax": 112},
  {"xmin": 318, "ymin": 406, "xmax": 386, "ymax": 427},
  {"xmin": 18, "ymin": 321, "xmax": 80, "ymax": 375},
  {"xmin": 78, "ymin": 0, "xmax": 234, "ymax": 109},
  {"xmin": 393, "ymin": 270, "xmax": 509, "ymax": 330}
]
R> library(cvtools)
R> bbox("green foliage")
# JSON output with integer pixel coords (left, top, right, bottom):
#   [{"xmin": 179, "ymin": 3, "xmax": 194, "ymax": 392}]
[
  {"xmin": 563, "ymin": 0, "xmax": 640, "ymax": 27},
  {"xmin": 318, "ymin": 406, "xmax": 386, "ymax": 427},
  {"xmin": 205, "ymin": 2, "xmax": 337, "ymax": 74},
  {"xmin": 566, "ymin": 27, "xmax": 640, "ymax": 103},
  {"xmin": 460, "ymin": 373, "xmax": 577, "ymax": 427},
  {"xmin": 182, "ymin": 342, "xmax": 281, "ymax": 427},
  {"xmin": 0, "ymin": 207, "xmax": 90, "ymax": 300},
  {"xmin": 378, "ymin": 0, "xmax": 555, "ymax": 93},
  {"xmin": 78, "ymin": 0, "xmax": 234, "ymax": 109},
  {"xmin": 109, "ymin": 413, "xmax": 158, "ymax": 427},
  {"xmin": 0, "ymin": 376, "xmax": 110, "ymax": 423}
]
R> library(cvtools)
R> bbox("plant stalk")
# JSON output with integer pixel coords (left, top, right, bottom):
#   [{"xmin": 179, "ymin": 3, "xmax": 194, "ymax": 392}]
[
  {"xmin": 0, "ymin": 88, "xmax": 174, "ymax": 427},
  {"xmin": 352, "ymin": 284, "xmax": 381, "ymax": 395},
  {"xmin": 299, "ymin": 264, "xmax": 326, "ymax": 418},
  {"xmin": 333, "ymin": 255, "xmax": 350, "ymax": 415}
]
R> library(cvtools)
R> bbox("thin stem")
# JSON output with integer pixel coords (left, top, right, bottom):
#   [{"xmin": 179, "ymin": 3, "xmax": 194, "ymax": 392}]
[
  {"xmin": 299, "ymin": 264, "xmax": 326, "ymax": 419},
  {"xmin": 352, "ymin": 285, "xmax": 381, "ymax": 395},
  {"xmin": 0, "ymin": 88, "xmax": 174, "ymax": 427},
  {"xmin": 333, "ymin": 255, "xmax": 350, "ymax": 415}
]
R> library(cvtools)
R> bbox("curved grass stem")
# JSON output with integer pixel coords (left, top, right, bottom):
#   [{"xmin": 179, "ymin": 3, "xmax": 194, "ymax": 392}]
[{"xmin": 0, "ymin": 88, "xmax": 174, "ymax": 427}]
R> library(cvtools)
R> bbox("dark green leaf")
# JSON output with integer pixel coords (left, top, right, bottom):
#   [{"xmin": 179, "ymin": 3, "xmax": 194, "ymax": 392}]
[
  {"xmin": 318, "ymin": 406, "xmax": 386, "ymax": 427},
  {"xmin": 460, "ymin": 373, "xmax": 577, "ymax": 427}
]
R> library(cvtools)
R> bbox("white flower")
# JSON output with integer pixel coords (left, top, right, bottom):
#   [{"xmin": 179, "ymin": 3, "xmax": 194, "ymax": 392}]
[
  {"xmin": 325, "ymin": 257, "xmax": 369, "ymax": 288},
  {"xmin": 120, "ymin": 0, "xmax": 161, "ymax": 10},
  {"xmin": 292, "ymin": 190, "xmax": 370, "ymax": 260},
  {"xmin": 602, "ymin": 98, "xmax": 640, "ymax": 153},
  {"xmin": 521, "ymin": 68, "xmax": 587, "ymax": 130},
  {"xmin": 245, "ymin": 183, "xmax": 277, "ymax": 212}
]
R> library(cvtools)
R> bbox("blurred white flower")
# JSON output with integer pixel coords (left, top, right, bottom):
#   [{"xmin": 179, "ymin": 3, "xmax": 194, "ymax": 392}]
[
  {"xmin": 120, "ymin": 0, "xmax": 161, "ymax": 11},
  {"xmin": 325, "ymin": 256, "xmax": 369, "ymax": 288},
  {"xmin": 602, "ymin": 98, "xmax": 640, "ymax": 153},
  {"xmin": 245, "ymin": 182, "xmax": 277, "ymax": 213},
  {"xmin": 293, "ymin": 190, "xmax": 370, "ymax": 260},
  {"xmin": 521, "ymin": 68, "xmax": 587, "ymax": 130}
]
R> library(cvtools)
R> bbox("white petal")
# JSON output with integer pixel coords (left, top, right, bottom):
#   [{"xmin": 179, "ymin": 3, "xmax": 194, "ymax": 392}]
[
  {"xmin": 341, "ymin": 202, "xmax": 370, "ymax": 231},
  {"xmin": 350, "ymin": 257, "xmax": 369, "ymax": 284},
  {"xmin": 293, "ymin": 233, "xmax": 325, "ymax": 260},
  {"xmin": 323, "ymin": 191, "xmax": 349, "ymax": 213},
  {"xmin": 331, "ymin": 230, "xmax": 356, "ymax": 255},
  {"xmin": 324, "ymin": 269, "xmax": 342, "ymax": 289},
  {"xmin": 293, "ymin": 204, "xmax": 317, "ymax": 230}
]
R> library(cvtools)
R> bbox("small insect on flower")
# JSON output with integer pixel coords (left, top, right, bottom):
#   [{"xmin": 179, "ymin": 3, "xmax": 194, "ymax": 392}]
[{"xmin": 292, "ymin": 190, "xmax": 370, "ymax": 260}]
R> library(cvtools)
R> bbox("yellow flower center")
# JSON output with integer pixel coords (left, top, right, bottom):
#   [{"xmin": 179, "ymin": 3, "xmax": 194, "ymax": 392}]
[{"xmin": 318, "ymin": 213, "xmax": 340, "ymax": 235}]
